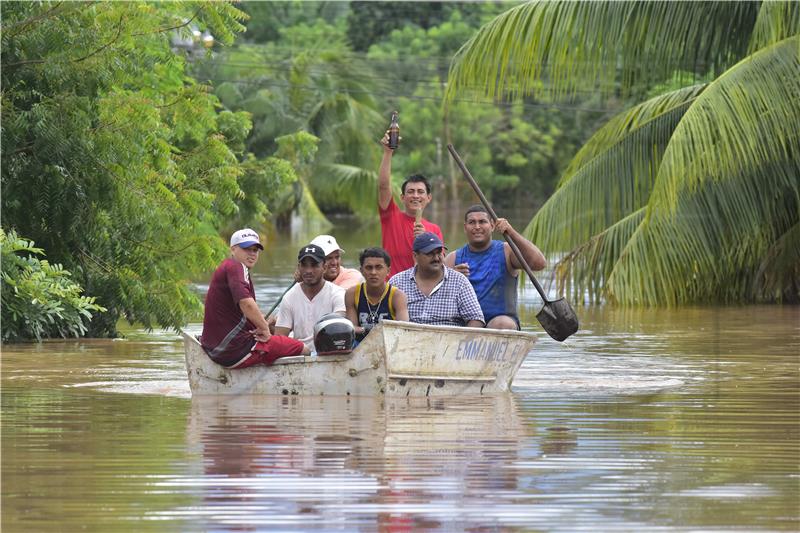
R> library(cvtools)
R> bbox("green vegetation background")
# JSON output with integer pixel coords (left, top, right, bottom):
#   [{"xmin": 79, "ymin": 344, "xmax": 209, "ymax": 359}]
[{"xmin": 2, "ymin": 1, "xmax": 797, "ymax": 341}]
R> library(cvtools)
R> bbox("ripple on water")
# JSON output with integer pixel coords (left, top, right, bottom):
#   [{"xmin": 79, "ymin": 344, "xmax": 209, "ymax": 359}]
[{"xmin": 2, "ymin": 305, "xmax": 799, "ymax": 532}]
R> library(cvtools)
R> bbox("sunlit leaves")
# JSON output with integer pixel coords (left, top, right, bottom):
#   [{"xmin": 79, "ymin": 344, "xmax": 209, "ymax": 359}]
[
  {"xmin": 447, "ymin": 1, "xmax": 761, "ymax": 101},
  {"xmin": 1, "ymin": 2, "xmax": 252, "ymax": 336}
]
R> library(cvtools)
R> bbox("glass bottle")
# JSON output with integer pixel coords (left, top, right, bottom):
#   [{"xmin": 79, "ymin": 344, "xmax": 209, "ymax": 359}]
[{"xmin": 388, "ymin": 111, "xmax": 400, "ymax": 150}]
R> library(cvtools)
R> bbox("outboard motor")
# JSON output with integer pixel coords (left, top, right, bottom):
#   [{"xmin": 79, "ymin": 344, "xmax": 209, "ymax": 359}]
[{"xmin": 313, "ymin": 313, "xmax": 355, "ymax": 355}]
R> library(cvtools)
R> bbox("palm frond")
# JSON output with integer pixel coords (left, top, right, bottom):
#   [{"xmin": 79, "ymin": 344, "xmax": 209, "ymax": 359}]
[
  {"xmin": 559, "ymin": 85, "xmax": 707, "ymax": 186},
  {"xmin": 446, "ymin": 1, "xmax": 759, "ymax": 101},
  {"xmin": 749, "ymin": 1, "xmax": 800, "ymax": 52},
  {"xmin": 607, "ymin": 37, "xmax": 800, "ymax": 305},
  {"xmin": 651, "ymin": 36, "xmax": 800, "ymax": 212},
  {"xmin": 753, "ymin": 221, "xmax": 800, "ymax": 302},
  {"xmin": 526, "ymin": 85, "xmax": 703, "ymax": 253},
  {"xmin": 555, "ymin": 208, "xmax": 646, "ymax": 304},
  {"xmin": 312, "ymin": 163, "xmax": 381, "ymax": 217}
]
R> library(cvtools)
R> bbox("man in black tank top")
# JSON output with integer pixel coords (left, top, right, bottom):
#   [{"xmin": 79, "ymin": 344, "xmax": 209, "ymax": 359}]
[{"xmin": 345, "ymin": 247, "xmax": 409, "ymax": 340}]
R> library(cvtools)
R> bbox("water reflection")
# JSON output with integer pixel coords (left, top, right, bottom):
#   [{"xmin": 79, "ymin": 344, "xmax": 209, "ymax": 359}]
[
  {"xmin": 2, "ymin": 285, "xmax": 798, "ymax": 530},
  {"xmin": 170, "ymin": 394, "xmax": 529, "ymax": 530}
]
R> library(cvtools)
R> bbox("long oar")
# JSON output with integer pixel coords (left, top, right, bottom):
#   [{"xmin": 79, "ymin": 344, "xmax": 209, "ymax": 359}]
[
  {"xmin": 447, "ymin": 144, "xmax": 579, "ymax": 342},
  {"xmin": 264, "ymin": 281, "xmax": 296, "ymax": 319}
]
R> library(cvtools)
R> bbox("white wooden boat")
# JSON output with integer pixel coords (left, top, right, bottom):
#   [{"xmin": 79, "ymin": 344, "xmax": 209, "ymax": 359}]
[{"xmin": 183, "ymin": 320, "xmax": 536, "ymax": 396}]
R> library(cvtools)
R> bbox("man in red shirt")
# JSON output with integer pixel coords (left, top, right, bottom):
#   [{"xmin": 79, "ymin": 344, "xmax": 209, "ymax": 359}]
[
  {"xmin": 201, "ymin": 228, "xmax": 308, "ymax": 368},
  {"xmin": 379, "ymin": 132, "xmax": 443, "ymax": 276}
]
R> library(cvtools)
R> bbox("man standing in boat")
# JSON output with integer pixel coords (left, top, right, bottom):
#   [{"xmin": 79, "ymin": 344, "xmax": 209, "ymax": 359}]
[
  {"xmin": 201, "ymin": 229, "xmax": 309, "ymax": 369},
  {"xmin": 274, "ymin": 244, "xmax": 346, "ymax": 352},
  {"xmin": 378, "ymin": 130, "xmax": 443, "ymax": 277},
  {"xmin": 390, "ymin": 232, "xmax": 484, "ymax": 328},
  {"xmin": 444, "ymin": 205, "xmax": 547, "ymax": 330},
  {"xmin": 345, "ymin": 247, "xmax": 409, "ymax": 341},
  {"xmin": 310, "ymin": 234, "xmax": 364, "ymax": 290}
]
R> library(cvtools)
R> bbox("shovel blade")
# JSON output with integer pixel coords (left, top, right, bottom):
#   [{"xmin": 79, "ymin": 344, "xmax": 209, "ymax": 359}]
[{"xmin": 536, "ymin": 298, "xmax": 579, "ymax": 342}]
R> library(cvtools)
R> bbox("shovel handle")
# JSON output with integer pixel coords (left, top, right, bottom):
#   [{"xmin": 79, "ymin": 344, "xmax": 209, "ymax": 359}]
[{"xmin": 446, "ymin": 144, "xmax": 551, "ymax": 303}]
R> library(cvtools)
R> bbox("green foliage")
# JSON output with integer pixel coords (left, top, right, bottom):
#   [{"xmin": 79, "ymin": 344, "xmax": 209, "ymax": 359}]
[
  {"xmin": 240, "ymin": 1, "xmax": 350, "ymax": 44},
  {"xmin": 274, "ymin": 131, "xmax": 330, "ymax": 228},
  {"xmin": 368, "ymin": 10, "xmax": 593, "ymax": 205},
  {"xmin": 448, "ymin": 1, "xmax": 800, "ymax": 305},
  {"xmin": 195, "ymin": 19, "xmax": 384, "ymax": 219},
  {"xmin": 447, "ymin": 1, "xmax": 762, "ymax": 101},
  {"xmin": 1, "ymin": 230, "xmax": 106, "ymax": 342},
  {"xmin": 0, "ymin": 1, "xmax": 277, "ymax": 337},
  {"xmin": 346, "ymin": 1, "xmax": 509, "ymax": 51},
  {"xmin": 192, "ymin": 3, "xmax": 593, "ymax": 219}
]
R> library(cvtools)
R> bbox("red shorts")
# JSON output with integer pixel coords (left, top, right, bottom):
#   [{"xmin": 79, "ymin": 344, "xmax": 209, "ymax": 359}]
[{"xmin": 226, "ymin": 335, "xmax": 305, "ymax": 369}]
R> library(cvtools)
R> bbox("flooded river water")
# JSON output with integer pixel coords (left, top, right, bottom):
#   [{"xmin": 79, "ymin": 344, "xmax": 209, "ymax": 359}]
[{"xmin": 2, "ymin": 220, "xmax": 799, "ymax": 531}]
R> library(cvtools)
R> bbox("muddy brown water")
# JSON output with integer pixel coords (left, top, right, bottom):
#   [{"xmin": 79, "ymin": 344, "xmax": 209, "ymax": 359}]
[{"xmin": 2, "ymin": 220, "xmax": 799, "ymax": 531}]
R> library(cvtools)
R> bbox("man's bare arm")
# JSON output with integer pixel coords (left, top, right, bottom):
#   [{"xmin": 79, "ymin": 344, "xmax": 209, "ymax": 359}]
[
  {"xmin": 496, "ymin": 218, "xmax": 546, "ymax": 272},
  {"xmin": 444, "ymin": 250, "xmax": 469, "ymax": 277},
  {"xmin": 239, "ymin": 297, "xmax": 271, "ymax": 342},
  {"xmin": 344, "ymin": 286, "xmax": 363, "ymax": 334},
  {"xmin": 392, "ymin": 289, "xmax": 410, "ymax": 322},
  {"xmin": 378, "ymin": 132, "xmax": 394, "ymax": 210},
  {"xmin": 273, "ymin": 326, "xmax": 291, "ymax": 336}
]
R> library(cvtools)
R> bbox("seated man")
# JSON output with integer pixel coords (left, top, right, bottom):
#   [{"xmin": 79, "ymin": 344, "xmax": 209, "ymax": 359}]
[
  {"xmin": 274, "ymin": 244, "xmax": 346, "ymax": 352},
  {"xmin": 345, "ymin": 247, "xmax": 409, "ymax": 340},
  {"xmin": 444, "ymin": 205, "xmax": 546, "ymax": 330},
  {"xmin": 201, "ymin": 229, "xmax": 308, "ymax": 369},
  {"xmin": 389, "ymin": 232, "xmax": 484, "ymax": 328},
  {"xmin": 310, "ymin": 234, "xmax": 364, "ymax": 290}
]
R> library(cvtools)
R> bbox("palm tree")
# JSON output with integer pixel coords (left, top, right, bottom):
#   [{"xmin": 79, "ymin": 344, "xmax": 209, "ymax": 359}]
[
  {"xmin": 446, "ymin": 1, "xmax": 799, "ymax": 305},
  {"xmin": 199, "ymin": 36, "xmax": 385, "ymax": 224}
]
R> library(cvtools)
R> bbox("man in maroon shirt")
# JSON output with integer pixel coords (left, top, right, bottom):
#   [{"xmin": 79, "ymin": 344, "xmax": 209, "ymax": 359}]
[
  {"xmin": 379, "ymin": 131, "xmax": 443, "ymax": 276},
  {"xmin": 201, "ymin": 228, "xmax": 308, "ymax": 368}
]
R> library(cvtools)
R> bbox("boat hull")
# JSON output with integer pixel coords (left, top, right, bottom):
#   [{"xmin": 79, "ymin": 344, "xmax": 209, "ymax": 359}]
[{"xmin": 184, "ymin": 320, "xmax": 536, "ymax": 396}]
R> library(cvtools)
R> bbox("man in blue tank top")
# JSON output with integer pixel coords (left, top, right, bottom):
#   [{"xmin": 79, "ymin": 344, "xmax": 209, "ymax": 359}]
[{"xmin": 444, "ymin": 205, "xmax": 546, "ymax": 330}]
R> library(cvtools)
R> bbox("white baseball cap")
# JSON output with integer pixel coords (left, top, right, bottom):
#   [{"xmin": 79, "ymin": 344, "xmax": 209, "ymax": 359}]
[
  {"xmin": 230, "ymin": 228, "xmax": 264, "ymax": 250},
  {"xmin": 310, "ymin": 235, "xmax": 344, "ymax": 257}
]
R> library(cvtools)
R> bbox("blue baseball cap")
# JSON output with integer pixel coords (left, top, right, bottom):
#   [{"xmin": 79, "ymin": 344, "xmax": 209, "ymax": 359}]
[
  {"xmin": 413, "ymin": 232, "xmax": 445, "ymax": 253},
  {"xmin": 230, "ymin": 228, "xmax": 264, "ymax": 250}
]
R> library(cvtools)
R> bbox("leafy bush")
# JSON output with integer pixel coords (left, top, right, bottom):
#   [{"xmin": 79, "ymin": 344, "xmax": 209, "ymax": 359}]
[{"xmin": 1, "ymin": 230, "xmax": 106, "ymax": 342}]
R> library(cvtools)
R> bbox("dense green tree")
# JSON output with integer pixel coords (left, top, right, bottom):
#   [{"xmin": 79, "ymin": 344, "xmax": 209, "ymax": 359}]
[
  {"xmin": 194, "ymin": 19, "xmax": 384, "ymax": 220},
  {"xmin": 447, "ymin": 1, "xmax": 800, "ymax": 305},
  {"xmin": 346, "ymin": 1, "xmax": 511, "ymax": 51},
  {"xmin": 239, "ymin": 1, "xmax": 350, "ymax": 44},
  {"xmin": 1, "ymin": 1, "xmax": 296, "ymax": 337}
]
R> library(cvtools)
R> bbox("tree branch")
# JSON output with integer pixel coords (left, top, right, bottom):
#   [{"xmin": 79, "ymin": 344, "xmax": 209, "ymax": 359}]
[
  {"xmin": 4, "ymin": 2, "xmax": 66, "ymax": 38},
  {"xmin": 4, "ymin": 7, "xmax": 123, "ymax": 69},
  {"xmin": 131, "ymin": 6, "xmax": 205, "ymax": 37},
  {"xmin": 73, "ymin": 14, "xmax": 125, "ymax": 63}
]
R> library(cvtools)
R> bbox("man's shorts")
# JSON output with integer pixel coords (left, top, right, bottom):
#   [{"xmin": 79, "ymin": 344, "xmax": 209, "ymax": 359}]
[{"xmin": 226, "ymin": 335, "xmax": 305, "ymax": 369}]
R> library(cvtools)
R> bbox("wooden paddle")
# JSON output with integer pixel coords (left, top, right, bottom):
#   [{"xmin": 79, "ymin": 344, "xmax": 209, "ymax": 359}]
[{"xmin": 447, "ymin": 144, "xmax": 579, "ymax": 342}]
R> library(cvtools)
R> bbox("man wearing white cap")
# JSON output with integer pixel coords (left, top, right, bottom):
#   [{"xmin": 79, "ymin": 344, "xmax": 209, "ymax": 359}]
[
  {"xmin": 201, "ymin": 229, "xmax": 309, "ymax": 369},
  {"xmin": 310, "ymin": 234, "xmax": 364, "ymax": 290}
]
